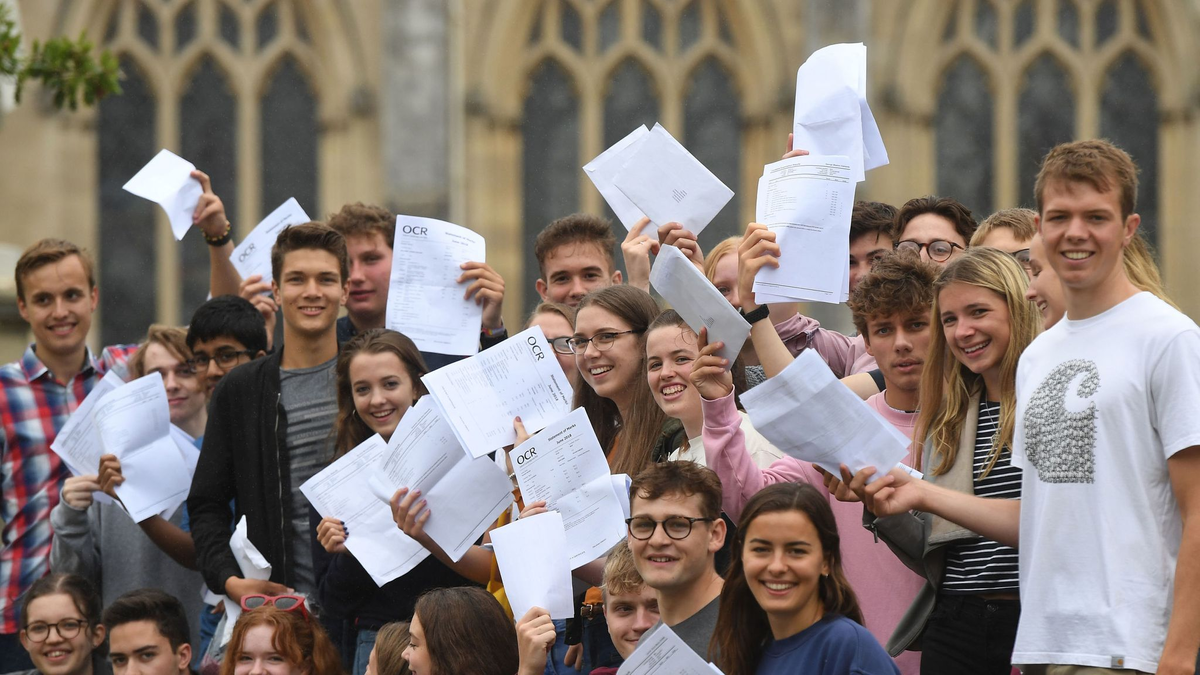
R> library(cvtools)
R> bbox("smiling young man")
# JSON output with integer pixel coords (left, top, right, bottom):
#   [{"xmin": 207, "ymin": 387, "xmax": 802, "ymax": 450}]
[
  {"xmin": 626, "ymin": 461, "xmax": 725, "ymax": 659},
  {"xmin": 103, "ymin": 589, "xmax": 192, "ymax": 675},
  {"xmin": 534, "ymin": 214, "xmax": 623, "ymax": 309},
  {"xmin": 852, "ymin": 140, "xmax": 1200, "ymax": 675},
  {"xmin": 327, "ymin": 203, "xmax": 509, "ymax": 369},
  {"xmin": 0, "ymin": 239, "xmax": 138, "ymax": 671},
  {"xmin": 188, "ymin": 223, "xmax": 349, "ymax": 608},
  {"xmin": 186, "ymin": 295, "xmax": 269, "ymax": 397}
]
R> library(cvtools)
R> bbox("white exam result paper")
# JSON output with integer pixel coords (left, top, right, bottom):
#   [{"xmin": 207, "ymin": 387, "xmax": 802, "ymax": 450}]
[
  {"xmin": 122, "ymin": 149, "xmax": 204, "ymax": 240},
  {"xmin": 583, "ymin": 125, "xmax": 650, "ymax": 230},
  {"xmin": 511, "ymin": 408, "xmax": 626, "ymax": 569},
  {"xmin": 93, "ymin": 374, "xmax": 194, "ymax": 522},
  {"xmin": 791, "ymin": 42, "xmax": 888, "ymax": 182},
  {"xmin": 649, "ymin": 245, "xmax": 750, "ymax": 366},
  {"xmin": 740, "ymin": 349, "xmax": 910, "ymax": 481},
  {"xmin": 617, "ymin": 623, "xmax": 724, "ymax": 675},
  {"xmin": 301, "ymin": 435, "xmax": 430, "ymax": 586},
  {"xmin": 50, "ymin": 370, "xmax": 125, "ymax": 479},
  {"xmin": 384, "ymin": 216, "xmax": 485, "ymax": 356},
  {"xmin": 752, "ymin": 156, "xmax": 855, "ymax": 304},
  {"xmin": 367, "ymin": 397, "xmax": 514, "ymax": 562},
  {"xmin": 489, "ymin": 511, "xmax": 575, "ymax": 621},
  {"xmin": 422, "ymin": 325, "xmax": 573, "ymax": 458},
  {"xmin": 612, "ymin": 124, "xmax": 734, "ymax": 235},
  {"xmin": 230, "ymin": 198, "xmax": 311, "ymax": 283},
  {"xmin": 220, "ymin": 517, "xmax": 272, "ymax": 646}
]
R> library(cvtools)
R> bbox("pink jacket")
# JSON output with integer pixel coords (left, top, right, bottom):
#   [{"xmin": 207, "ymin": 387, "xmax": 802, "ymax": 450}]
[
  {"xmin": 775, "ymin": 313, "xmax": 877, "ymax": 376},
  {"xmin": 701, "ymin": 391, "xmax": 922, "ymax": 674}
]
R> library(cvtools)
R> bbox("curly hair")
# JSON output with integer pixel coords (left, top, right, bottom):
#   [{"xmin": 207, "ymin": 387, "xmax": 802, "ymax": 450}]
[{"xmin": 848, "ymin": 251, "xmax": 939, "ymax": 340}]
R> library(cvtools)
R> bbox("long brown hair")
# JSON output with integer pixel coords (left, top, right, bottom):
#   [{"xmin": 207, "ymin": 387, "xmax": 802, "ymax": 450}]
[
  {"xmin": 712, "ymin": 484, "xmax": 862, "ymax": 674},
  {"xmin": 915, "ymin": 247, "xmax": 1041, "ymax": 475},
  {"xmin": 412, "ymin": 588, "xmax": 517, "ymax": 675},
  {"xmin": 220, "ymin": 607, "xmax": 343, "ymax": 675},
  {"xmin": 372, "ymin": 622, "xmax": 410, "ymax": 675},
  {"xmin": 334, "ymin": 328, "xmax": 429, "ymax": 458},
  {"xmin": 573, "ymin": 285, "xmax": 666, "ymax": 476}
]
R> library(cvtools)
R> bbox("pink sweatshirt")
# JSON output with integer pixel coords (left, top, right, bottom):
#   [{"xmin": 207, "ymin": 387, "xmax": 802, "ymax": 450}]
[
  {"xmin": 775, "ymin": 313, "xmax": 877, "ymax": 376},
  {"xmin": 701, "ymin": 391, "xmax": 922, "ymax": 675}
]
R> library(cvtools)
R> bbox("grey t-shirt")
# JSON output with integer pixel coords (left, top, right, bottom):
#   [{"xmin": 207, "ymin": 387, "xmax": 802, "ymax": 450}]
[
  {"xmin": 279, "ymin": 356, "xmax": 338, "ymax": 595},
  {"xmin": 641, "ymin": 595, "xmax": 721, "ymax": 660}
]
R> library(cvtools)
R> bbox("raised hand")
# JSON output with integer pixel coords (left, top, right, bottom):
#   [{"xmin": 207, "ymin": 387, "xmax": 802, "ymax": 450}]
[
  {"xmin": 736, "ymin": 223, "xmax": 781, "ymax": 310},
  {"xmin": 621, "ymin": 217, "xmax": 660, "ymax": 292},
  {"xmin": 516, "ymin": 607, "xmax": 558, "ymax": 675},
  {"xmin": 689, "ymin": 328, "xmax": 734, "ymax": 401},
  {"xmin": 316, "ymin": 517, "xmax": 349, "ymax": 554},
  {"xmin": 782, "ymin": 132, "xmax": 811, "ymax": 160},
  {"xmin": 657, "ymin": 222, "xmax": 703, "ymax": 269},
  {"xmin": 459, "ymin": 262, "xmax": 506, "ymax": 333},
  {"xmin": 61, "ymin": 475, "xmax": 101, "ymax": 510},
  {"xmin": 191, "ymin": 171, "xmax": 229, "ymax": 239},
  {"xmin": 97, "ymin": 454, "xmax": 124, "ymax": 497}
]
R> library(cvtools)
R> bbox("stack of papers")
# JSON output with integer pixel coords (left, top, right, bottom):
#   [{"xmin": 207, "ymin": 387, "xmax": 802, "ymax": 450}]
[
  {"xmin": 50, "ymin": 372, "xmax": 197, "ymax": 522},
  {"xmin": 751, "ymin": 155, "xmax": 856, "ymax": 305},
  {"xmin": 300, "ymin": 435, "xmax": 430, "ymax": 586},
  {"xmin": 616, "ymin": 623, "xmax": 724, "ymax": 674},
  {"xmin": 384, "ymin": 216, "xmax": 486, "ymax": 356},
  {"xmin": 490, "ymin": 511, "xmax": 575, "ymax": 621},
  {"xmin": 230, "ymin": 198, "xmax": 311, "ymax": 283},
  {"xmin": 511, "ymin": 408, "xmax": 627, "ymax": 569},
  {"xmin": 366, "ymin": 397, "xmax": 514, "ymax": 563},
  {"xmin": 740, "ymin": 349, "xmax": 910, "ymax": 481},
  {"xmin": 584, "ymin": 124, "xmax": 734, "ymax": 235},
  {"xmin": 649, "ymin": 245, "xmax": 750, "ymax": 366},
  {"xmin": 122, "ymin": 149, "xmax": 204, "ymax": 240},
  {"xmin": 792, "ymin": 42, "xmax": 888, "ymax": 182},
  {"xmin": 422, "ymin": 325, "xmax": 573, "ymax": 458}
]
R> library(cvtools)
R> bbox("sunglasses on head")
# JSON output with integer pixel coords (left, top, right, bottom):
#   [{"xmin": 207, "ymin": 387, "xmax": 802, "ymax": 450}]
[{"xmin": 240, "ymin": 594, "xmax": 310, "ymax": 619}]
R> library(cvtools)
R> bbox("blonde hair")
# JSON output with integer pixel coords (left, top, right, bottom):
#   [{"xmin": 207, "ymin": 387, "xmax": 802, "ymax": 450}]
[
  {"xmin": 602, "ymin": 541, "xmax": 644, "ymax": 600},
  {"xmin": 915, "ymin": 248, "xmax": 1041, "ymax": 476},
  {"xmin": 702, "ymin": 236, "xmax": 741, "ymax": 284},
  {"xmin": 1124, "ymin": 233, "xmax": 1178, "ymax": 310},
  {"xmin": 129, "ymin": 325, "xmax": 193, "ymax": 378},
  {"xmin": 971, "ymin": 208, "xmax": 1038, "ymax": 248}
]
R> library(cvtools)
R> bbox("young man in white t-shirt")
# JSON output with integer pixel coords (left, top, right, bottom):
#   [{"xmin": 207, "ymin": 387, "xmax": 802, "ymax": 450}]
[{"xmin": 846, "ymin": 139, "xmax": 1200, "ymax": 675}]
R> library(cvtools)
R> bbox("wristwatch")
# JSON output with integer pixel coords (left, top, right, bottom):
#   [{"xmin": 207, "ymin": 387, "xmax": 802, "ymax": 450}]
[{"xmin": 739, "ymin": 304, "xmax": 770, "ymax": 324}]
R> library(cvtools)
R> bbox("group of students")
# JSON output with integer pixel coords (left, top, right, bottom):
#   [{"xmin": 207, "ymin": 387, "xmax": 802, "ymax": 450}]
[{"xmin": 1, "ymin": 136, "xmax": 1197, "ymax": 675}]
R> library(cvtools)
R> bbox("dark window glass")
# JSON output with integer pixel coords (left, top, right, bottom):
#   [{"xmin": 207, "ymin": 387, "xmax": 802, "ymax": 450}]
[
  {"xmin": 599, "ymin": 1, "xmax": 620, "ymax": 52},
  {"xmin": 561, "ymin": 0, "xmax": 582, "ymax": 51},
  {"xmin": 679, "ymin": 1, "xmax": 701, "ymax": 52},
  {"xmin": 175, "ymin": 2, "xmax": 197, "ymax": 53},
  {"xmin": 1018, "ymin": 54, "xmax": 1075, "ymax": 207},
  {"xmin": 1014, "ymin": 0, "xmax": 1034, "ymax": 46},
  {"xmin": 602, "ymin": 58, "xmax": 659, "ymax": 274},
  {"xmin": 180, "ymin": 57, "xmax": 238, "ymax": 324},
  {"xmin": 261, "ymin": 58, "xmax": 319, "ymax": 219},
  {"xmin": 1057, "ymin": 0, "xmax": 1079, "ymax": 47},
  {"xmin": 684, "ymin": 58, "xmax": 740, "ymax": 249},
  {"xmin": 1095, "ymin": 0, "xmax": 1118, "ymax": 45},
  {"xmin": 257, "ymin": 1, "xmax": 278, "ymax": 51},
  {"xmin": 98, "ymin": 56, "xmax": 157, "ymax": 346},
  {"xmin": 220, "ymin": 2, "xmax": 241, "ymax": 50},
  {"xmin": 974, "ymin": 0, "xmax": 998, "ymax": 49},
  {"xmin": 138, "ymin": 1, "xmax": 159, "ymax": 50},
  {"xmin": 936, "ymin": 55, "xmax": 994, "ymax": 216},
  {"xmin": 642, "ymin": 1, "xmax": 662, "ymax": 50},
  {"xmin": 1100, "ymin": 52, "xmax": 1158, "ymax": 246},
  {"xmin": 522, "ymin": 60, "xmax": 580, "ymax": 313}
]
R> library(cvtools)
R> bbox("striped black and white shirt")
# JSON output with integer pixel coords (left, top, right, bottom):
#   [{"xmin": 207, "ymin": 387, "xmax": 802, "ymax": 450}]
[{"xmin": 941, "ymin": 400, "xmax": 1022, "ymax": 594}]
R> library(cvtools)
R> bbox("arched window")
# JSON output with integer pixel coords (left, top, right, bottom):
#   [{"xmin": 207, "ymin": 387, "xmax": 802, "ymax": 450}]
[
  {"xmin": 93, "ymin": 0, "xmax": 322, "ymax": 330},
  {"xmin": 684, "ymin": 58, "xmax": 740, "ymax": 248},
  {"xmin": 931, "ymin": 0, "xmax": 1164, "ymax": 244}
]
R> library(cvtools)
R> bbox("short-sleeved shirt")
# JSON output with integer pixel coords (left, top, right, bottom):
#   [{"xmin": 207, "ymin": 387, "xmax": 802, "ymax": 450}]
[
  {"xmin": 279, "ymin": 356, "xmax": 338, "ymax": 595},
  {"xmin": 1011, "ymin": 293, "xmax": 1200, "ymax": 672},
  {"xmin": 0, "ymin": 343, "xmax": 134, "ymax": 633}
]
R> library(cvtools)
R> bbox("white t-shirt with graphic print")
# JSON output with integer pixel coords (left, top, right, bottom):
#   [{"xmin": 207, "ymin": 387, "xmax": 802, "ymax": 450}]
[{"xmin": 1011, "ymin": 292, "xmax": 1200, "ymax": 672}]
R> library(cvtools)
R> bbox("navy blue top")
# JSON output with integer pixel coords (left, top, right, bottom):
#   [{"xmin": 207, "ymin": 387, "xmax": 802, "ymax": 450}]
[{"xmin": 756, "ymin": 615, "xmax": 898, "ymax": 675}]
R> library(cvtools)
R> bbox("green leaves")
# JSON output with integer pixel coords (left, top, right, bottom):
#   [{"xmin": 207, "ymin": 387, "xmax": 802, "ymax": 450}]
[{"xmin": 1, "ymin": 5, "xmax": 122, "ymax": 111}]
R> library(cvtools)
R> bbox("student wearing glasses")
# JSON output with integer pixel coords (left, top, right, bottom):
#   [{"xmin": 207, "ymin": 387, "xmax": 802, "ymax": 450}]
[
  {"xmin": 222, "ymin": 597, "xmax": 340, "ymax": 675},
  {"xmin": 50, "ymin": 326, "xmax": 208, "ymax": 652},
  {"xmin": 185, "ymin": 296, "xmax": 270, "ymax": 397},
  {"xmin": 625, "ymin": 461, "xmax": 726, "ymax": 659},
  {"xmin": 15, "ymin": 574, "xmax": 107, "ymax": 675},
  {"xmin": 892, "ymin": 196, "xmax": 976, "ymax": 266}
]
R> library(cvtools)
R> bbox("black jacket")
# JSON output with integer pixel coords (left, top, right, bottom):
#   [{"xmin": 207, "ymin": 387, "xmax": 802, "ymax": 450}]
[{"xmin": 188, "ymin": 348, "xmax": 297, "ymax": 594}]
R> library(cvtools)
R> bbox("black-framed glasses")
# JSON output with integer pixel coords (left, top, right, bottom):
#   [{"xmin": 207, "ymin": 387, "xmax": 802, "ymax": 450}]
[
  {"xmin": 626, "ymin": 515, "xmax": 715, "ymax": 541},
  {"xmin": 189, "ymin": 349, "xmax": 256, "ymax": 370},
  {"xmin": 548, "ymin": 336, "xmax": 573, "ymax": 355},
  {"xmin": 895, "ymin": 239, "xmax": 964, "ymax": 262},
  {"xmin": 23, "ymin": 619, "xmax": 87, "ymax": 642},
  {"xmin": 567, "ymin": 330, "xmax": 641, "ymax": 355}
]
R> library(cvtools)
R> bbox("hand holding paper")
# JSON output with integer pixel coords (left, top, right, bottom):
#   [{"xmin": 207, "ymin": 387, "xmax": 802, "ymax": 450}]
[
  {"xmin": 122, "ymin": 149, "xmax": 204, "ymax": 240},
  {"xmin": 220, "ymin": 517, "xmax": 273, "ymax": 646},
  {"xmin": 489, "ymin": 511, "xmax": 575, "ymax": 621},
  {"xmin": 649, "ymin": 245, "xmax": 750, "ymax": 366}
]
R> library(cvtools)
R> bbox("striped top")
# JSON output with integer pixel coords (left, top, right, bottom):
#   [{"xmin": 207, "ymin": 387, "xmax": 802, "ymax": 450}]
[{"xmin": 941, "ymin": 400, "xmax": 1022, "ymax": 594}]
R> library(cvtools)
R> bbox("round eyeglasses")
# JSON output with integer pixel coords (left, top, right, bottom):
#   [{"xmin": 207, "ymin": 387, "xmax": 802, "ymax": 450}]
[
  {"xmin": 567, "ymin": 330, "xmax": 641, "ymax": 355},
  {"xmin": 23, "ymin": 619, "xmax": 87, "ymax": 642},
  {"xmin": 626, "ymin": 515, "xmax": 715, "ymax": 541},
  {"xmin": 895, "ymin": 239, "xmax": 964, "ymax": 262}
]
